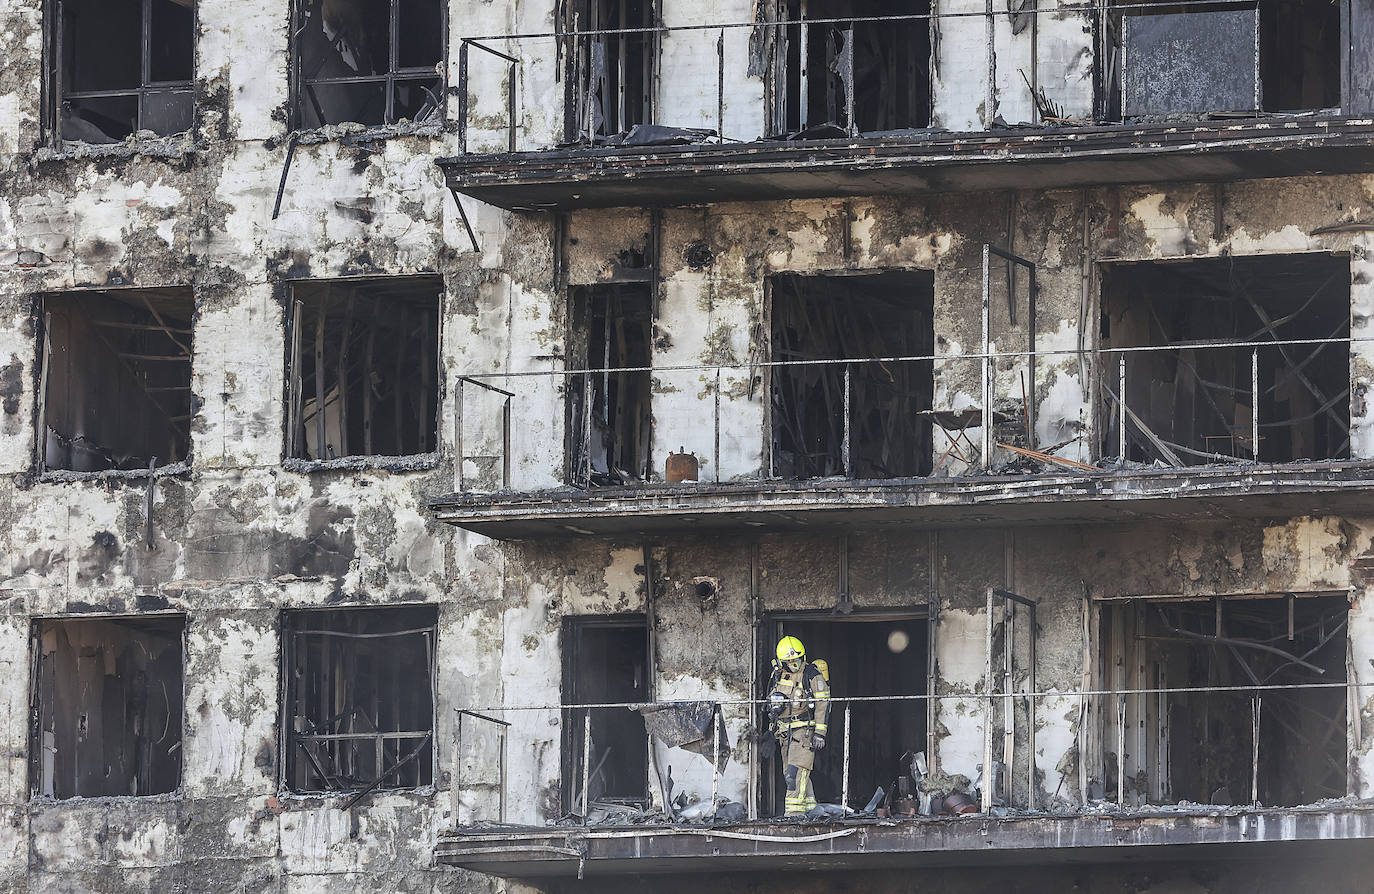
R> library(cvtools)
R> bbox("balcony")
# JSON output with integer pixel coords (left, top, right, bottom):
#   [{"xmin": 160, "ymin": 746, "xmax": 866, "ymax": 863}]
[
  {"xmin": 441, "ymin": 4, "xmax": 1374, "ymax": 211},
  {"xmin": 433, "ymin": 251, "xmax": 1366, "ymax": 540},
  {"xmin": 440, "ymin": 655, "xmax": 1374, "ymax": 880}
]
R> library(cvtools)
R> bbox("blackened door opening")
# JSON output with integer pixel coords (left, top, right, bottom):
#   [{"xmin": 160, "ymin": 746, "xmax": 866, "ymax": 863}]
[
  {"xmin": 762, "ymin": 614, "xmax": 927, "ymax": 816},
  {"xmin": 563, "ymin": 617, "xmax": 650, "ymax": 809},
  {"xmin": 567, "ymin": 284, "xmax": 654, "ymax": 486}
]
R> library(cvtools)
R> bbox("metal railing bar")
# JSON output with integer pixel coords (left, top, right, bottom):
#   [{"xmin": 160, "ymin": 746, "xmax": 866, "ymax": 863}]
[
  {"xmin": 458, "ymin": 376, "xmax": 517, "ymax": 398},
  {"xmin": 452, "ymin": 679, "xmax": 1374, "ymax": 714},
  {"xmin": 452, "ymin": 334, "xmax": 1365, "ymax": 381},
  {"xmin": 462, "ymin": 1, "xmax": 1263, "ymax": 43}
]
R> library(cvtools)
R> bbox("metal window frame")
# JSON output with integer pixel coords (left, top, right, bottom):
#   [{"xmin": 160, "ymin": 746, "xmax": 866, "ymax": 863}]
[
  {"xmin": 559, "ymin": 613, "xmax": 652, "ymax": 813},
  {"xmin": 27, "ymin": 612, "xmax": 189, "ymax": 801},
  {"xmin": 278, "ymin": 605, "xmax": 440, "ymax": 796},
  {"xmin": 32, "ymin": 287, "xmax": 197, "ymax": 476},
  {"xmin": 47, "ymin": 0, "xmax": 198, "ymax": 145},
  {"xmin": 281, "ymin": 274, "xmax": 445, "ymax": 464},
  {"xmin": 290, "ymin": 0, "xmax": 449, "ymax": 131}
]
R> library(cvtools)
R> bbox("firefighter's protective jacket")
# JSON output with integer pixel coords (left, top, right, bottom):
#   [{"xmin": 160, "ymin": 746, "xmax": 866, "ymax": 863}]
[{"xmin": 769, "ymin": 661, "xmax": 830, "ymax": 737}]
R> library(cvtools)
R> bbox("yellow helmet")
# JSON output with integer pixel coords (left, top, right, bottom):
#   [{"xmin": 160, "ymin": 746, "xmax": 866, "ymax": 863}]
[{"xmin": 776, "ymin": 636, "xmax": 805, "ymax": 662}]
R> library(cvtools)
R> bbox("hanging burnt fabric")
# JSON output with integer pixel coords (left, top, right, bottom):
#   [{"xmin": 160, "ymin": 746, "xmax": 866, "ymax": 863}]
[{"xmin": 636, "ymin": 701, "xmax": 730, "ymax": 771}]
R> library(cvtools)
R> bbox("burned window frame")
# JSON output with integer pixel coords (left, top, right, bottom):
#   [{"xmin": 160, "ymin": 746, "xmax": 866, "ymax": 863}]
[
  {"xmin": 288, "ymin": 0, "xmax": 449, "ymax": 132},
  {"xmin": 564, "ymin": 282, "xmax": 655, "ymax": 487},
  {"xmin": 763, "ymin": 0, "xmax": 934, "ymax": 139},
  {"xmin": 765, "ymin": 269, "xmax": 936, "ymax": 481},
  {"xmin": 279, "ymin": 605, "xmax": 439, "ymax": 796},
  {"xmin": 758, "ymin": 607, "xmax": 931, "ymax": 817},
  {"xmin": 1097, "ymin": 0, "xmax": 1349, "ymax": 122},
  {"xmin": 42, "ymin": 0, "xmax": 198, "ymax": 146},
  {"xmin": 1094, "ymin": 592, "xmax": 1350, "ymax": 808},
  {"xmin": 561, "ymin": 0, "xmax": 659, "ymax": 143},
  {"xmin": 28, "ymin": 613, "xmax": 187, "ymax": 801},
  {"xmin": 34, "ymin": 287, "xmax": 196, "ymax": 476},
  {"xmin": 282, "ymin": 275, "xmax": 444, "ymax": 466},
  {"xmin": 1095, "ymin": 252, "xmax": 1351, "ymax": 467},
  {"xmin": 560, "ymin": 614, "xmax": 651, "ymax": 813}
]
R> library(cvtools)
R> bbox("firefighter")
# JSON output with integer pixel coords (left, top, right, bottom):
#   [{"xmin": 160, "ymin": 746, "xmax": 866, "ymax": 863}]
[{"xmin": 766, "ymin": 635, "xmax": 830, "ymax": 816}]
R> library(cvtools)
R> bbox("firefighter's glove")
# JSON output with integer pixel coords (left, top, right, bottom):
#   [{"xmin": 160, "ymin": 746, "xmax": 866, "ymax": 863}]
[
  {"xmin": 766, "ymin": 692, "xmax": 786, "ymax": 721},
  {"xmin": 812, "ymin": 733, "xmax": 826, "ymax": 750}
]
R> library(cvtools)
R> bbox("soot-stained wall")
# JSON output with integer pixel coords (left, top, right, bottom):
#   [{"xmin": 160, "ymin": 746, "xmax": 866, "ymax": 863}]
[{"xmin": 2, "ymin": 0, "xmax": 1374, "ymax": 892}]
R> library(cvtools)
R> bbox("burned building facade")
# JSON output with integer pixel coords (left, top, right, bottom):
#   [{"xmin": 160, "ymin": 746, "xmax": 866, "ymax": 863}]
[{"xmin": 2, "ymin": 0, "xmax": 1374, "ymax": 892}]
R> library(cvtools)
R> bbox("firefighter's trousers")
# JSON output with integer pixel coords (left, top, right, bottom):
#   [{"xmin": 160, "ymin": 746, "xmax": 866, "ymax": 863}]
[{"xmin": 781, "ymin": 726, "xmax": 817, "ymax": 816}]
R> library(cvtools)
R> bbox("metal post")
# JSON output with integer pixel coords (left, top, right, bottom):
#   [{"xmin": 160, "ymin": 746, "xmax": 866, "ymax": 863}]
[
  {"xmin": 1251, "ymin": 348, "xmax": 1260, "ymax": 460},
  {"xmin": 715, "ymin": 366, "xmax": 722, "ymax": 483},
  {"xmin": 1251, "ymin": 696, "xmax": 1261, "ymax": 805},
  {"xmin": 842, "ymin": 363, "xmax": 852, "ymax": 477},
  {"xmin": 499, "ymin": 724, "xmax": 508, "ymax": 823},
  {"xmin": 711, "ymin": 706, "xmax": 721, "ymax": 821},
  {"xmin": 843, "ymin": 21, "xmax": 856, "ymax": 135},
  {"xmin": 1118, "ymin": 354, "xmax": 1127, "ymax": 459},
  {"xmin": 582, "ymin": 369, "xmax": 593, "ymax": 487},
  {"xmin": 1027, "ymin": 604, "xmax": 1037, "ymax": 811},
  {"xmin": 717, "ymin": 28, "xmax": 725, "ymax": 140},
  {"xmin": 508, "ymin": 60, "xmax": 518, "ymax": 152},
  {"xmin": 1003, "ymin": 601, "xmax": 1015, "ymax": 806},
  {"xmin": 982, "ymin": 587, "xmax": 995, "ymax": 812},
  {"xmin": 799, "ymin": 0, "xmax": 809, "ymax": 129},
  {"xmin": 455, "ymin": 711, "xmax": 464, "ymax": 825},
  {"xmin": 841, "ymin": 703, "xmax": 852, "ymax": 810},
  {"xmin": 581, "ymin": 709, "xmax": 592, "ymax": 822},
  {"xmin": 502, "ymin": 395, "xmax": 512, "ymax": 489},
  {"xmin": 985, "ymin": 0, "xmax": 997, "ymax": 129},
  {"xmin": 456, "ymin": 378, "xmax": 465, "ymax": 491},
  {"xmin": 459, "ymin": 41, "xmax": 470, "ymax": 154},
  {"xmin": 1116, "ymin": 693, "xmax": 1126, "ymax": 805},
  {"xmin": 981, "ymin": 245, "xmax": 992, "ymax": 469}
]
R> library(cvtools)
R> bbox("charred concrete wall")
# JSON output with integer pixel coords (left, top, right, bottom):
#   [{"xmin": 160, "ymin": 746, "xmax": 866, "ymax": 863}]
[
  {"xmin": 452, "ymin": 517, "xmax": 1374, "ymax": 828},
  {"xmin": 1, "ymin": 0, "xmax": 1373, "ymax": 892},
  {"xmin": 460, "ymin": 178, "xmax": 1374, "ymax": 488}
]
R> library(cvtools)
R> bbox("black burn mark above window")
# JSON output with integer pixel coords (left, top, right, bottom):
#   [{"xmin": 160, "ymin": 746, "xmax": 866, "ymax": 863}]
[
  {"xmin": 1, "ymin": 355, "xmax": 23, "ymax": 415},
  {"xmin": 39, "ymin": 288, "xmax": 194, "ymax": 473},
  {"xmin": 31, "ymin": 615, "xmax": 185, "ymax": 799},
  {"xmin": 287, "ymin": 276, "xmax": 441, "ymax": 462},
  {"xmin": 294, "ymin": 0, "xmax": 445, "ymax": 129},
  {"xmin": 283, "ymin": 605, "xmax": 437, "ymax": 794},
  {"xmin": 54, "ymin": 0, "xmax": 195, "ymax": 143}
]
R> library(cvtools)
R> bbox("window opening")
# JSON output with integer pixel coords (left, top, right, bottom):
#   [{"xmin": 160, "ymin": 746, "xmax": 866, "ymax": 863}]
[
  {"xmin": 770, "ymin": 0, "xmax": 931, "ymax": 137},
  {"xmin": 561, "ymin": 617, "xmax": 650, "ymax": 811},
  {"xmin": 1099, "ymin": 253, "xmax": 1350, "ymax": 465},
  {"xmin": 293, "ymin": 0, "xmax": 445, "ymax": 129},
  {"xmin": 39, "ymin": 288, "xmax": 194, "ymax": 473},
  {"xmin": 761, "ymin": 613, "xmax": 928, "ymax": 817},
  {"xmin": 566, "ymin": 284, "xmax": 653, "ymax": 486},
  {"xmin": 52, "ymin": 0, "xmax": 195, "ymax": 143},
  {"xmin": 565, "ymin": 0, "xmax": 655, "ymax": 141},
  {"xmin": 287, "ymin": 276, "xmax": 441, "ymax": 462},
  {"xmin": 769, "ymin": 271, "xmax": 934, "ymax": 480},
  {"xmin": 1108, "ymin": 0, "xmax": 1340, "ymax": 121},
  {"xmin": 31, "ymin": 615, "xmax": 185, "ymax": 799},
  {"xmin": 1100, "ymin": 594, "xmax": 1347, "ymax": 806},
  {"xmin": 282, "ymin": 605, "xmax": 437, "ymax": 794}
]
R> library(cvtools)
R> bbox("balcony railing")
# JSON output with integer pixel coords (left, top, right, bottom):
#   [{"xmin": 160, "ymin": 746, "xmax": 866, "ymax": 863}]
[
  {"xmin": 451, "ymin": 334, "xmax": 1359, "ymax": 494},
  {"xmin": 453, "ymin": 681, "xmax": 1370, "ymax": 830}
]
